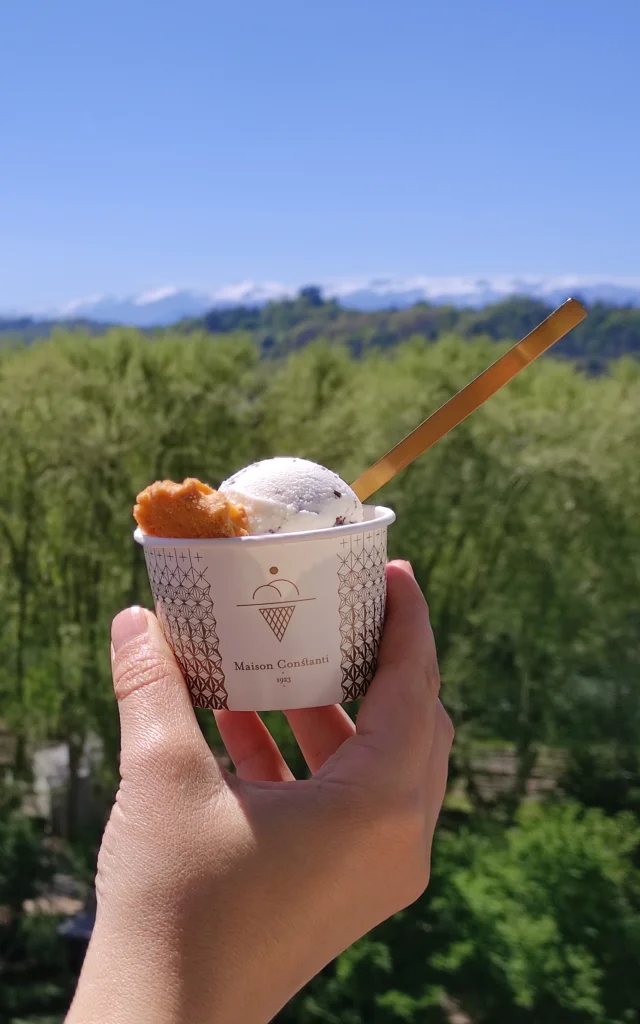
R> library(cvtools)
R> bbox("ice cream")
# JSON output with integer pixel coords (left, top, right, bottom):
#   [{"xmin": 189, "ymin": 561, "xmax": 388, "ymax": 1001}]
[
  {"xmin": 134, "ymin": 459, "xmax": 394, "ymax": 713},
  {"xmin": 220, "ymin": 457, "xmax": 363, "ymax": 534},
  {"xmin": 133, "ymin": 458, "xmax": 363, "ymax": 538}
]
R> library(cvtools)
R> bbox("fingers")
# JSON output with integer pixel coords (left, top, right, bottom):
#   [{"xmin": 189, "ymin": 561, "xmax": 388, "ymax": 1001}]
[
  {"xmin": 424, "ymin": 701, "xmax": 455, "ymax": 839},
  {"xmin": 214, "ymin": 711, "xmax": 295, "ymax": 782},
  {"xmin": 216, "ymin": 705, "xmax": 355, "ymax": 782},
  {"xmin": 284, "ymin": 705, "xmax": 355, "ymax": 774},
  {"xmin": 356, "ymin": 561, "xmax": 441, "ymax": 766},
  {"xmin": 110, "ymin": 607, "xmax": 213, "ymax": 776}
]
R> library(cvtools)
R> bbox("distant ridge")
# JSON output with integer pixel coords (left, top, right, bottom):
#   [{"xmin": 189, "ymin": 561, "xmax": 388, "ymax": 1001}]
[
  {"xmin": 4, "ymin": 275, "xmax": 640, "ymax": 328},
  {"xmin": 3, "ymin": 291, "xmax": 640, "ymax": 367}
]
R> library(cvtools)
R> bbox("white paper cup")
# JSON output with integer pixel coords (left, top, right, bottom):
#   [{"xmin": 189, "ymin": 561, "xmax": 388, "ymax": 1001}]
[{"xmin": 134, "ymin": 505, "xmax": 395, "ymax": 711}]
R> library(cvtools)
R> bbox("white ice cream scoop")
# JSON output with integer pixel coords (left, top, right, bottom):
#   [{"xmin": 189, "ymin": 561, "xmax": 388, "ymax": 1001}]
[{"xmin": 220, "ymin": 457, "xmax": 364, "ymax": 535}]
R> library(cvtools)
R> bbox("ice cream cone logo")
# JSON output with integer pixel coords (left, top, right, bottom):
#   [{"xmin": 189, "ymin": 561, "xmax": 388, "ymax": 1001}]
[
  {"xmin": 237, "ymin": 567, "xmax": 314, "ymax": 642},
  {"xmin": 253, "ymin": 576, "xmax": 299, "ymax": 642},
  {"xmin": 259, "ymin": 604, "xmax": 295, "ymax": 641}
]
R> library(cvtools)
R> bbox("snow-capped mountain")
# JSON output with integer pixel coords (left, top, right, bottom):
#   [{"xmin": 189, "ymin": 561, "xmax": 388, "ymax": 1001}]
[
  {"xmin": 10, "ymin": 276, "xmax": 640, "ymax": 327},
  {"xmin": 50, "ymin": 282, "xmax": 297, "ymax": 326},
  {"xmin": 332, "ymin": 276, "xmax": 640, "ymax": 312}
]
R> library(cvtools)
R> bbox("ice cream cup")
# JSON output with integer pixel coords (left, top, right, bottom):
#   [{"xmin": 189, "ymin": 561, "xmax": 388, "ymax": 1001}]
[{"xmin": 134, "ymin": 505, "xmax": 396, "ymax": 711}]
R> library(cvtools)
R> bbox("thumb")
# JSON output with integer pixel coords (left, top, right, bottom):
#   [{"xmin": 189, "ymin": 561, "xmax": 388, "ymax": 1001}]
[
  {"xmin": 356, "ymin": 561, "xmax": 441, "ymax": 765},
  {"xmin": 110, "ymin": 606, "xmax": 212, "ymax": 776}
]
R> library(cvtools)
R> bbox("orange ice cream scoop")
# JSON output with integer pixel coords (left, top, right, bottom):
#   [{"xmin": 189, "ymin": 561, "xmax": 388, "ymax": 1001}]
[{"xmin": 134, "ymin": 478, "xmax": 248, "ymax": 538}]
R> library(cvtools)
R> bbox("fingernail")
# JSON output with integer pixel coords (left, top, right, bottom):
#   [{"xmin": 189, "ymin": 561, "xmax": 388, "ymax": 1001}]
[
  {"xmin": 111, "ymin": 607, "xmax": 147, "ymax": 654},
  {"xmin": 399, "ymin": 560, "xmax": 415, "ymax": 578}
]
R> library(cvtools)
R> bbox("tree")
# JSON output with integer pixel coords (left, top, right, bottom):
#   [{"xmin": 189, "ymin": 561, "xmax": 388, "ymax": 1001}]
[
  {"xmin": 429, "ymin": 804, "xmax": 640, "ymax": 1022},
  {"xmin": 281, "ymin": 804, "xmax": 640, "ymax": 1023}
]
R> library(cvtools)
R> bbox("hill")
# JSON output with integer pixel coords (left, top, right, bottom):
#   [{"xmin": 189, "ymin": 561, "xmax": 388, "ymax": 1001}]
[
  {"xmin": 4, "ymin": 290, "xmax": 640, "ymax": 368},
  {"xmin": 0, "ymin": 317, "xmax": 108, "ymax": 343},
  {"xmin": 6, "ymin": 275, "xmax": 640, "ymax": 326},
  {"xmin": 182, "ymin": 290, "xmax": 640, "ymax": 368}
]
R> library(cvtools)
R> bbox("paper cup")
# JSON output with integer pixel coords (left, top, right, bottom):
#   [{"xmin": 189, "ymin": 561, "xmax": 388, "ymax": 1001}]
[{"xmin": 134, "ymin": 505, "xmax": 395, "ymax": 711}]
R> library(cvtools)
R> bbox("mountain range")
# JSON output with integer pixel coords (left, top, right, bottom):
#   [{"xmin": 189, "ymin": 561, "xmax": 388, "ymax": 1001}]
[{"xmin": 6, "ymin": 276, "xmax": 640, "ymax": 328}]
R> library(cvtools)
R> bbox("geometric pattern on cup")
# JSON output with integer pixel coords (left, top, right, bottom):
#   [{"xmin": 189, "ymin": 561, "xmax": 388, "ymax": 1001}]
[
  {"xmin": 144, "ymin": 547, "xmax": 229, "ymax": 710},
  {"xmin": 337, "ymin": 528, "xmax": 387, "ymax": 701}
]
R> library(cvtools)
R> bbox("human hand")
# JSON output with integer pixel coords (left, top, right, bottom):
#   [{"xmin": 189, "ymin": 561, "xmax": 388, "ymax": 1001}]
[{"xmin": 67, "ymin": 561, "xmax": 453, "ymax": 1024}]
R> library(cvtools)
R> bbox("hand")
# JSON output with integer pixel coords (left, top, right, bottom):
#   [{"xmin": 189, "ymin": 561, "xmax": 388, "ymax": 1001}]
[{"xmin": 67, "ymin": 561, "xmax": 453, "ymax": 1024}]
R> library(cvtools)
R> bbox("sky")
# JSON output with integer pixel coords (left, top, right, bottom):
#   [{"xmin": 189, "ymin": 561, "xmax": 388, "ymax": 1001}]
[{"xmin": 1, "ymin": 0, "xmax": 639, "ymax": 312}]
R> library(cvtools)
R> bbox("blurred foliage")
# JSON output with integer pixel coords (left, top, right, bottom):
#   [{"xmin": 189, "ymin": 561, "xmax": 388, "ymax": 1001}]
[
  {"xmin": 179, "ymin": 291, "xmax": 640, "ymax": 369},
  {"xmin": 4, "ymin": 291, "xmax": 640, "ymax": 369},
  {"xmin": 0, "ymin": 782, "xmax": 74, "ymax": 1022},
  {"xmin": 283, "ymin": 804, "xmax": 640, "ymax": 1022},
  {"xmin": 0, "ymin": 318, "xmax": 638, "ymax": 1020},
  {"xmin": 0, "ymin": 785, "xmax": 55, "ymax": 919}
]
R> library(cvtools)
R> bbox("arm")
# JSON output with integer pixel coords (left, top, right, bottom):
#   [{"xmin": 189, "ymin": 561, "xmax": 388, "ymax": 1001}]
[{"xmin": 67, "ymin": 561, "xmax": 453, "ymax": 1024}]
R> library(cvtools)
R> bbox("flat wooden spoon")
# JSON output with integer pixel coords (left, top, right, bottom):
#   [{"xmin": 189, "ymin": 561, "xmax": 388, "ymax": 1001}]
[{"xmin": 350, "ymin": 297, "xmax": 587, "ymax": 502}]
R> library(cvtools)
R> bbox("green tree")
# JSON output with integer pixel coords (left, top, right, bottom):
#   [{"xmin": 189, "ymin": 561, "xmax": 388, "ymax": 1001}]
[{"xmin": 430, "ymin": 804, "xmax": 640, "ymax": 1022}]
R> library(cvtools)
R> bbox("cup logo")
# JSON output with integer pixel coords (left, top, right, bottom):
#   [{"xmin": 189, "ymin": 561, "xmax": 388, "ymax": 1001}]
[{"xmin": 238, "ymin": 566, "xmax": 315, "ymax": 642}]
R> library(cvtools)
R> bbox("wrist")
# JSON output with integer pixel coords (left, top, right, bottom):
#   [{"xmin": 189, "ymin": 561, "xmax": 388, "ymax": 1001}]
[{"xmin": 67, "ymin": 916, "xmax": 184, "ymax": 1024}]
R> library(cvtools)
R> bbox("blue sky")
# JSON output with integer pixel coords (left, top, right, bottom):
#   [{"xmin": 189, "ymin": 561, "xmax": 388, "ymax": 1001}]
[{"xmin": 1, "ymin": 0, "xmax": 639, "ymax": 311}]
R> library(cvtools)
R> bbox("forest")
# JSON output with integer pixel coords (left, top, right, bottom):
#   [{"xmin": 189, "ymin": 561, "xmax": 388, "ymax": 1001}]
[
  {"xmin": 185, "ymin": 289, "xmax": 640, "ymax": 368},
  {"xmin": 0, "ymin": 313, "xmax": 639, "ymax": 1022},
  {"xmin": 3, "ymin": 290, "xmax": 640, "ymax": 368}
]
